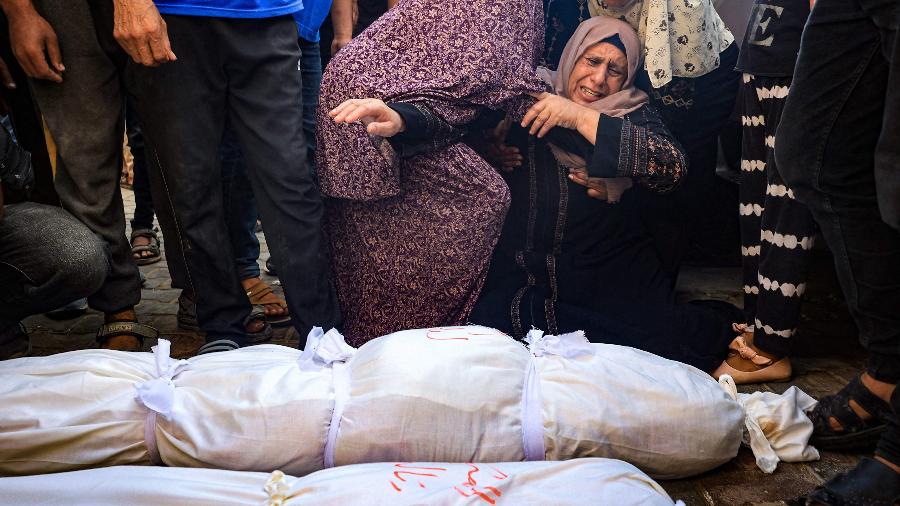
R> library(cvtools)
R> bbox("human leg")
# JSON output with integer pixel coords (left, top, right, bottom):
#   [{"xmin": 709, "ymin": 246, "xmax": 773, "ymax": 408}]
[
  {"xmin": 27, "ymin": 0, "xmax": 159, "ymax": 350},
  {"xmin": 775, "ymin": 0, "xmax": 899, "ymax": 498},
  {"xmin": 29, "ymin": 0, "xmax": 139, "ymax": 315},
  {"xmin": 299, "ymin": 37, "xmax": 322, "ymax": 176},
  {"xmin": 126, "ymin": 100, "xmax": 161, "ymax": 265},
  {"xmin": 223, "ymin": 15, "xmax": 341, "ymax": 342},
  {"xmin": 715, "ymin": 74, "xmax": 820, "ymax": 383},
  {"xmin": 0, "ymin": 203, "xmax": 107, "ymax": 357},
  {"xmin": 127, "ymin": 15, "xmax": 272, "ymax": 346},
  {"xmin": 218, "ymin": 123, "xmax": 290, "ymax": 325}
]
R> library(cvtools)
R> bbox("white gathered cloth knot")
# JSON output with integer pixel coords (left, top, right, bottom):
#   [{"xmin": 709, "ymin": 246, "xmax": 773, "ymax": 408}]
[
  {"xmin": 133, "ymin": 339, "xmax": 189, "ymax": 465},
  {"xmin": 134, "ymin": 339, "xmax": 189, "ymax": 419},
  {"xmin": 264, "ymin": 470, "xmax": 291, "ymax": 506},
  {"xmin": 719, "ymin": 374, "xmax": 819, "ymax": 473},
  {"xmin": 298, "ymin": 327, "xmax": 356, "ymax": 372},
  {"xmin": 519, "ymin": 329, "xmax": 593, "ymax": 461},
  {"xmin": 524, "ymin": 329, "xmax": 594, "ymax": 359}
]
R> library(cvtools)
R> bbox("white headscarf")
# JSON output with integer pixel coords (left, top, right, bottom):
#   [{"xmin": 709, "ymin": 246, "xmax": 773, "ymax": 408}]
[{"xmin": 588, "ymin": 0, "xmax": 735, "ymax": 88}]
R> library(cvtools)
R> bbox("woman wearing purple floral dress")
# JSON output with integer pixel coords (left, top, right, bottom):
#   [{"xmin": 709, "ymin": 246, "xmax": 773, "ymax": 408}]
[{"xmin": 317, "ymin": 0, "xmax": 547, "ymax": 346}]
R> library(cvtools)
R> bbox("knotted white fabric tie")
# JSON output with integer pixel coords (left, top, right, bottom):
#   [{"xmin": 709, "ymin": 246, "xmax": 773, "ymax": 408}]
[
  {"xmin": 264, "ymin": 470, "xmax": 292, "ymax": 506},
  {"xmin": 719, "ymin": 374, "xmax": 820, "ymax": 473},
  {"xmin": 299, "ymin": 327, "xmax": 357, "ymax": 468},
  {"xmin": 133, "ymin": 339, "xmax": 189, "ymax": 465},
  {"xmin": 522, "ymin": 329, "xmax": 594, "ymax": 461}
]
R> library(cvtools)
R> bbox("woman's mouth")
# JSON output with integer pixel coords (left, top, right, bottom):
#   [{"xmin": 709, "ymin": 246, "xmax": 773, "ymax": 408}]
[{"xmin": 580, "ymin": 86, "xmax": 603, "ymax": 99}]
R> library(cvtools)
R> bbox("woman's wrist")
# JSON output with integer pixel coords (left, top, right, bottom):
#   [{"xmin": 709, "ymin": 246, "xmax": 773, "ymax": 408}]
[{"xmin": 575, "ymin": 108, "xmax": 601, "ymax": 144}]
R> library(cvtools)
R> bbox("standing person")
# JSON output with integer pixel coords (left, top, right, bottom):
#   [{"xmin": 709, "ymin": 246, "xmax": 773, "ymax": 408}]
[
  {"xmin": 123, "ymin": 0, "xmax": 342, "ymax": 352},
  {"xmin": 126, "ymin": 103, "xmax": 162, "ymax": 266},
  {"xmin": 774, "ymin": 0, "xmax": 900, "ymax": 502},
  {"xmin": 317, "ymin": 0, "xmax": 546, "ymax": 346},
  {"xmin": 711, "ymin": 0, "xmax": 816, "ymax": 384},
  {"xmin": 544, "ymin": 0, "xmax": 740, "ymax": 276},
  {"xmin": 0, "ymin": 0, "xmax": 170, "ymax": 351}
]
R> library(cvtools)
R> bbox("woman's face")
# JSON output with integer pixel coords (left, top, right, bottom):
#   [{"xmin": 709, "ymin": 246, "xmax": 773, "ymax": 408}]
[{"xmin": 566, "ymin": 42, "xmax": 628, "ymax": 106}]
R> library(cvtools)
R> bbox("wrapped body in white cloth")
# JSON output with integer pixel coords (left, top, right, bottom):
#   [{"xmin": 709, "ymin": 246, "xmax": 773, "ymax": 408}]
[
  {"xmin": 0, "ymin": 326, "xmax": 817, "ymax": 478},
  {"xmin": 0, "ymin": 458, "xmax": 683, "ymax": 505}
]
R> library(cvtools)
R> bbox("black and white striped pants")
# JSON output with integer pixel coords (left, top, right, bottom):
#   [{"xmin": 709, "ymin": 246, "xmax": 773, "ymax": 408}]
[{"xmin": 739, "ymin": 73, "xmax": 818, "ymax": 357}]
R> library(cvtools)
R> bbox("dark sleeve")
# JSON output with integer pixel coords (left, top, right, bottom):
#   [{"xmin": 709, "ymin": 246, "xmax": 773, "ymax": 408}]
[
  {"xmin": 587, "ymin": 106, "xmax": 686, "ymax": 193},
  {"xmin": 386, "ymin": 102, "xmax": 466, "ymax": 158}
]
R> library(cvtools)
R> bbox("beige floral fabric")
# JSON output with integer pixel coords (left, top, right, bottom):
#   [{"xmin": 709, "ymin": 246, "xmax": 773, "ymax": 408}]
[{"xmin": 588, "ymin": 0, "xmax": 734, "ymax": 88}]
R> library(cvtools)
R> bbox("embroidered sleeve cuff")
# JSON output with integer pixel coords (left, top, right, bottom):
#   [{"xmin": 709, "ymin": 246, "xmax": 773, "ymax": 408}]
[{"xmin": 588, "ymin": 114, "xmax": 624, "ymax": 178}]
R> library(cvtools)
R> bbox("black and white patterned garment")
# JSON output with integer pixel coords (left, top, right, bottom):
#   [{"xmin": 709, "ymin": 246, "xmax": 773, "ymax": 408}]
[
  {"xmin": 739, "ymin": 73, "xmax": 818, "ymax": 356},
  {"xmin": 737, "ymin": 0, "xmax": 816, "ymax": 357}
]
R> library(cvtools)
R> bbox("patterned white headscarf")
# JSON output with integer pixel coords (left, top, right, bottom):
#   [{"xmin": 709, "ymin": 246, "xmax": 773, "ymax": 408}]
[{"xmin": 588, "ymin": 0, "xmax": 734, "ymax": 88}]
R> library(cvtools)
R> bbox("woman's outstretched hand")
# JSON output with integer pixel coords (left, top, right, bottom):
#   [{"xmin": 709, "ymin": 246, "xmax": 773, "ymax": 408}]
[
  {"xmin": 330, "ymin": 98, "xmax": 405, "ymax": 137},
  {"xmin": 522, "ymin": 92, "xmax": 584, "ymax": 138}
]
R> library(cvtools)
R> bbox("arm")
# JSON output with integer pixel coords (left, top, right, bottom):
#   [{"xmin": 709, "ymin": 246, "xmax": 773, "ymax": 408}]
[
  {"xmin": 329, "ymin": 98, "xmax": 467, "ymax": 158},
  {"xmin": 0, "ymin": 0, "xmax": 63, "ymax": 82},
  {"xmin": 587, "ymin": 107, "xmax": 686, "ymax": 192},
  {"xmin": 330, "ymin": 0, "xmax": 355, "ymax": 56},
  {"xmin": 522, "ymin": 93, "xmax": 685, "ymax": 196}
]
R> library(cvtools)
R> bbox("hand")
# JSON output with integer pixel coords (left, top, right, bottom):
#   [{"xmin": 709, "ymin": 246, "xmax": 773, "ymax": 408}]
[
  {"xmin": 6, "ymin": 5, "xmax": 63, "ymax": 82},
  {"xmin": 568, "ymin": 168, "xmax": 633, "ymax": 203},
  {"xmin": 112, "ymin": 0, "xmax": 176, "ymax": 67},
  {"xmin": 521, "ymin": 92, "xmax": 585, "ymax": 138},
  {"xmin": 331, "ymin": 36, "xmax": 352, "ymax": 56},
  {"xmin": 329, "ymin": 98, "xmax": 405, "ymax": 137},
  {"xmin": 482, "ymin": 117, "xmax": 522, "ymax": 172}
]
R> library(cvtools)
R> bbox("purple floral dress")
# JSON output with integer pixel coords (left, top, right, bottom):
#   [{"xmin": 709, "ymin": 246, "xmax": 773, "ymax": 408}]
[{"xmin": 317, "ymin": 0, "xmax": 547, "ymax": 346}]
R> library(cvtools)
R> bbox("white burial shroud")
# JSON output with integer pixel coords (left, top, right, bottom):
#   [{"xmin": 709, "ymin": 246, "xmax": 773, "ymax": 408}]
[
  {"xmin": 0, "ymin": 458, "xmax": 683, "ymax": 505},
  {"xmin": 0, "ymin": 326, "xmax": 817, "ymax": 478}
]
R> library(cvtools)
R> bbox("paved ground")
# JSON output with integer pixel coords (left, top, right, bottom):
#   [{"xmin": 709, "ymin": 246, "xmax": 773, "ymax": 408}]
[{"xmin": 22, "ymin": 188, "xmax": 870, "ymax": 505}]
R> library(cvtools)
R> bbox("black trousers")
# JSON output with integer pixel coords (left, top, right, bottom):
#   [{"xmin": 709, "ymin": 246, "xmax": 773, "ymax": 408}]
[
  {"xmin": 128, "ymin": 15, "xmax": 341, "ymax": 344},
  {"xmin": 775, "ymin": 0, "xmax": 900, "ymax": 465}
]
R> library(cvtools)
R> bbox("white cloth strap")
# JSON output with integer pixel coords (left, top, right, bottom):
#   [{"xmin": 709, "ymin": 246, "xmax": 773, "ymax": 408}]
[
  {"xmin": 521, "ymin": 329, "xmax": 594, "ymax": 461},
  {"xmin": 134, "ymin": 339, "xmax": 188, "ymax": 465},
  {"xmin": 324, "ymin": 361, "xmax": 352, "ymax": 468},
  {"xmin": 298, "ymin": 327, "xmax": 357, "ymax": 468},
  {"xmin": 521, "ymin": 359, "xmax": 544, "ymax": 461}
]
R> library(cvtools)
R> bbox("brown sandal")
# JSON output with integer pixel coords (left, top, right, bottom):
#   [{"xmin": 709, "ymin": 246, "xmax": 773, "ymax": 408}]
[
  {"xmin": 712, "ymin": 323, "xmax": 792, "ymax": 384},
  {"xmin": 243, "ymin": 278, "xmax": 291, "ymax": 327}
]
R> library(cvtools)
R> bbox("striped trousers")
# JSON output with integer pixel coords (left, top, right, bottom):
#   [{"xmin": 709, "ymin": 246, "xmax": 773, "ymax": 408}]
[{"xmin": 739, "ymin": 73, "xmax": 818, "ymax": 357}]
